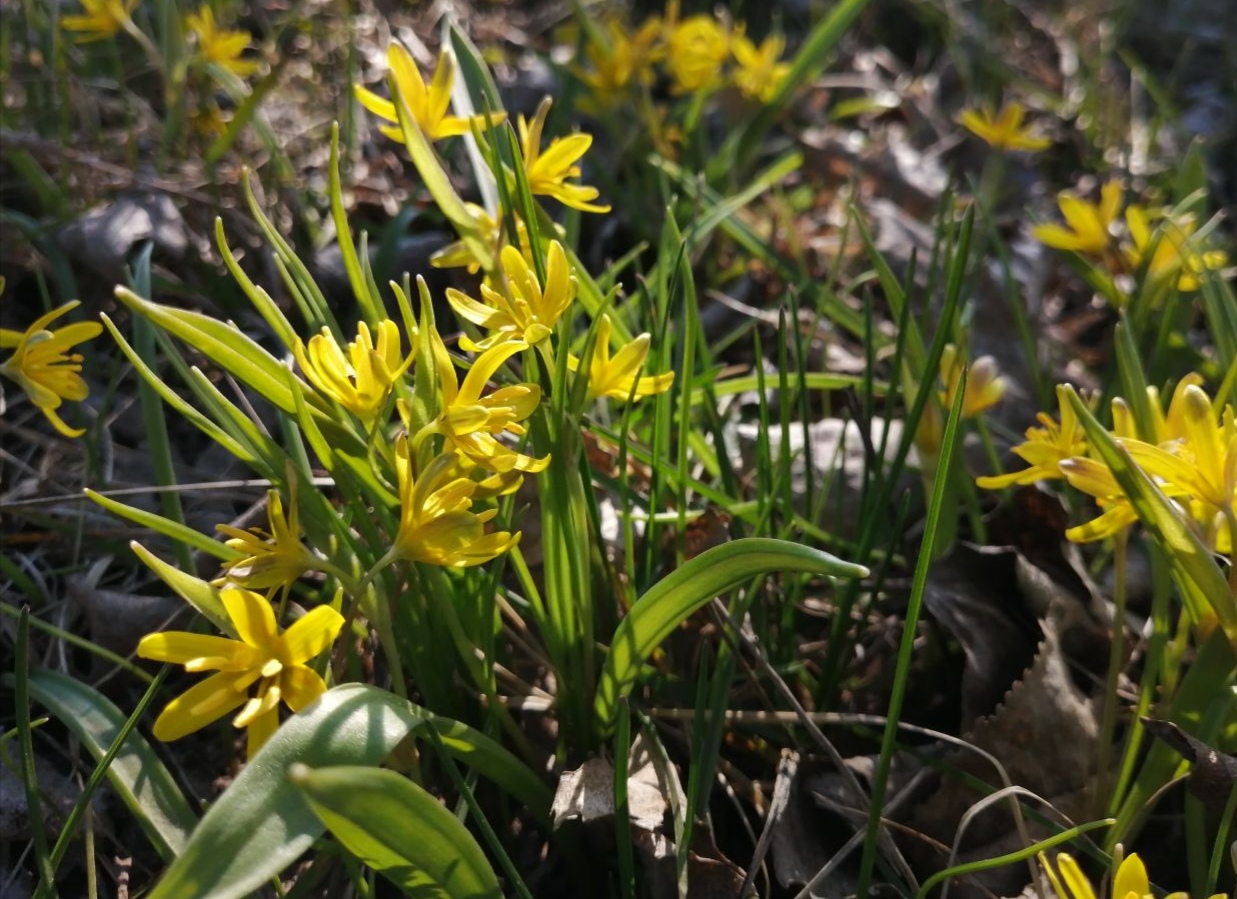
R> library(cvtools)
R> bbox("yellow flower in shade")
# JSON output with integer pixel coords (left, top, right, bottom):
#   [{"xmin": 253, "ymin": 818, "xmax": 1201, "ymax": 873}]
[
  {"xmin": 447, "ymin": 240, "xmax": 576, "ymax": 351},
  {"xmin": 917, "ymin": 344, "xmax": 1008, "ymax": 455},
  {"xmin": 355, "ymin": 45, "xmax": 505, "ymax": 144},
  {"xmin": 958, "ymin": 101, "xmax": 1051, "ymax": 152},
  {"xmin": 568, "ymin": 314, "xmax": 674, "ymax": 401},
  {"xmin": 1124, "ymin": 205, "xmax": 1228, "ymax": 292},
  {"xmin": 731, "ymin": 32, "xmax": 790, "ymax": 103},
  {"xmin": 432, "ymin": 204, "xmax": 502, "ymax": 275},
  {"xmin": 137, "ymin": 588, "xmax": 343, "ymax": 758},
  {"xmin": 418, "ymin": 337, "xmax": 548, "ymax": 474},
  {"xmin": 1041, "ymin": 850, "xmax": 1221, "ymax": 899},
  {"xmin": 517, "ymin": 100, "xmax": 610, "ymax": 214},
  {"xmin": 214, "ymin": 488, "xmax": 319, "ymax": 594},
  {"xmin": 0, "ymin": 300, "xmax": 103, "ymax": 438},
  {"xmin": 294, "ymin": 319, "xmax": 414, "ymax": 426},
  {"xmin": 665, "ymin": 14, "xmax": 729, "ymax": 94},
  {"xmin": 61, "ymin": 0, "xmax": 138, "ymax": 43},
  {"xmin": 185, "ymin": 6, "xmax": 260, "ymax": 77},
  {"xmin": 1033, "ymin": 179, "xmax": 1124, "ymax": 255},
  {"xmin": 579, "ymin": 18, "xmax": 662, "ymax": 101},
  {"xmin": 387, "ymin": 441, "xmax": 518, "ymax": 568},
  {"xmin": 976, "ymin": 385, "xmax": 1087, "ymax": 489}
]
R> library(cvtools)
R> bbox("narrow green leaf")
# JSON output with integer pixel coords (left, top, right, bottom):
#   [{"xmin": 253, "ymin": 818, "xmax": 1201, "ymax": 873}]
[
  {"xmin": 390, "ymin": 73, "xmax": 492, "ymax": 272},
  {"xmin": 126, "ymin": 541, "xmax": 234, "ymax": 637},
  {"xmin": 291, "ymin": 765, "xmax": 502, "ymax": 899},
  {"xmin": 84, "ymin": 490, "xmax": 239, "ymax": 563},
  {"xmin": 148, "ymin": 684, "xmax": 547, "ymax": 899},
  {"xmin": 114, "ymin": 287, "xmax": 321, "ymax": 416},
  {"xmin": 594, "ymin": 538, "xmax": 868, "ymax": 732},
  {"xmin": 24, "ymin": 669, "xmax": 196, "ymax": 860}
]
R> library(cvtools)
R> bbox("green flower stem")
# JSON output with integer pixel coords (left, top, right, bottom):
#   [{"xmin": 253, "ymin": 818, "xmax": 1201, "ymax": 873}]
[{"xmin": 1096, "ymin": 530, "xmax": 1129, "ymax": 818}]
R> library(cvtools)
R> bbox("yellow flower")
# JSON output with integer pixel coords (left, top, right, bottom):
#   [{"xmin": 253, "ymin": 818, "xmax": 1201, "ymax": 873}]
[
  {"xmin": 731, "ymin": 32, "xmax": 790, "ymax": 103},
  {"xmin": 1033, "ymin": 179, "xmax": 1124, "ymax": 255},
  {"xmin": 1124, "ymin": 205, "xmax": 1228, "ymax": 292},
  {"xmin": 432, "ymin": 204, "xmax": 502, "ymax": 275},
  {"xmin": 185, "ymin": 5, "xmax": 260, "ymax": 77},
  {"xmin": 917, "ymin": 344, "xmax": 1007, "ymax": 455},
  {"xmin": 568, "ymin": 314, "xmax": 674, "ymax": 401},
  {"xmin": 294, "ymin": 319, "xmax": 414, "ymax": 426},
  {"xmin": 61, "ymin": 0, "xmax": 138, "ymax": 43},
  {"xmin": 418, "ymin": 337, "xmax": 548, "ymax": 474},
  {"xmin": 355, "ymin": 45, "xmax": 504, "ymax": 144},
  {"xmin": 958, "ymin": 101, "xmax": 1051, "ymax": 152},
  {"xmin": 1041, "ymin": 850, "xmax": 1222, "ymax": 899},
  {"xmin": 976, "ymin": 384, "xmax": 1087, "ymax": 489},
  {"xmin": 0, "ymin": 300, "xmax": 103, "ymax": 438},
  {"xmin": 389, "ymin": 441, "xmax": 518, "ymax": 567},
  {"xmin": 578, "ymin": 18, "xmax": 662, "ymax": 101},
  {"xmin": 137, "ymin": 587, "xmax": 343, "ymax": 758},
  {"xmin": 665, "ymin": 14, "xmax": 729, "ymax": 94},
  {"xmin": 214, "ymin": 488, "xmax": 319, "ymax": 594},
  {"xmin": 1120, "ymin": 384, "xmax": 1236, "ymax": 551},
  {"xmin": 517, "ymin": 99, "xmax": 610, "ymax": 214},
  {"xmin": 447, "ymin": 240, "xmax": 576, "ymax": 351}
]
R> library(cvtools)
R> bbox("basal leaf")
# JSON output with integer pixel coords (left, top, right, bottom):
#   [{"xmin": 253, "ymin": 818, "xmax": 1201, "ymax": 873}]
[
  {"xmin": 594, "ymin": 538, "xmax": 868, "ymax": 732},
  {"xmin": 25, "ymin": 669, "xmax": 197, "ymax": 860},
  {"xmin": 292, "ymin": 764, "xmax": 502, "ymax": 899},
  {"xmin": 148, "ymin": 684, "xmax": 547, "ymax": 899}
]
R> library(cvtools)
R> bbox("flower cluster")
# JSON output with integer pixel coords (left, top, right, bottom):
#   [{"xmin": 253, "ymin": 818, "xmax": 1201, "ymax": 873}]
[
  {"xmin": 572, "ymin": 9, "xmax": 791, "ymax": 105},
  {"xmin": 132, "ymin": 46, "xmax": 677, "ymax": 759},
  {"xmin": 1033, "ymin": 179, "xmax": 1228, "ymax": 301},
  {"xmin": 977, "ymin": 378, "xmax": 1235, "ymax": 554}
]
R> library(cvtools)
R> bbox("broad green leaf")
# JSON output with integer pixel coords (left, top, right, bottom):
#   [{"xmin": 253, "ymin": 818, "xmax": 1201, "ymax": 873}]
[
  {"xmin": 1063, "ymin": 387, "xmax": 1236, "ymax": 639},
  {"xmin": 149, "ymin": 684, "xmax": 548, "ymax": 899},
  {"xmin": 114, "ymin": 287, "xmax": 321, "ymax": 416},
  {"xmin": 25, "ymin": 669, "xmax": 197, "ymax": 860},
  {"xmin": 127, "ymin": 541, "xmax": 234, "ymax": 637},
  {"xmin": 291, "ymin": 764, "xmax": 502, "ymax": 899},
  {"xmin": 594, "ymin": 538, "xmax": 868, "ymax": 732}
]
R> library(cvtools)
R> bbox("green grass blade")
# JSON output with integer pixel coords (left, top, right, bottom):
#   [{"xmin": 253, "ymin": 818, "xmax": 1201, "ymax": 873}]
[
  {"xmin": 594, "ymin": 538, "xmax": 868, "ymax": 733},
  {"xmin": 291, "ymin": 764, "xmax": 501, "ymax": 899}
]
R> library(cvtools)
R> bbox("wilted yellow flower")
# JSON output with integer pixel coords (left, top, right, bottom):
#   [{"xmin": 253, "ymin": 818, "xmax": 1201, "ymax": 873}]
[
  {"xmin": 420, "ymin": 337, "xmax": 548, "ymax": 473},
  {"xmin": 517, "ymin": 99, "xmax": 610, "ymax": 214},
  {"xmin": 976, "ymin": 385, "xmax": 1087, "ymax": 489},
  {"xmin": 1033, "ymin": 180, "xmax": 1123, "ymax": 255},
  {"xmin": 665, "ymin": 14, "xmax": 729, "ymax": 94},
  {"xmin": 62, "ymin": 0, "xmax": 138, "ymax": 43},
  {"xmin": 388, "ymin": 441, "xmax": 518, "ymax": 568},
  {"xmin": 917, "ymin": 344, "xmax": 1007, "ymax": 455},
  {"xmin": 578, "ymin": 18, "xmax": 662, "ymax": 101},
  {"xmin": 568, "ymin": 314, "xmax": 674, "ymax": 401},
  {"xmin": 294, "ymin": 319, "xmax": 414, "ymax": 426},
  {"xmin": 447, "ymin": 240, "xmax": 576, "ymax": 351},
  {"xmin": 185, "ymin": 5, "xmax": 260, "ymax": 77},
  {"xmin": 1124, "ymin": 205, "xmax": 1228, "ymax": 292},
  {"xmin": 215, "ymin": 488, "xmax": 319, "ymax": 594},
  {"xmin": 356, "ymin": 45, "xmax": 504, "ymax": 144},
  {"xmin": 958, "ymin": 101, "xmax": 1051, "ymax": 152},
  {"xmin": 138, "ymin": 587, "xmax": 343, "ymax": 757},
  {"xmin": 731, "ymin": 32, "xmax": 790, "ymax": 103},
  {"xmin": 0, "ymin": 300, "xmax": 103, "ymax": 438}
]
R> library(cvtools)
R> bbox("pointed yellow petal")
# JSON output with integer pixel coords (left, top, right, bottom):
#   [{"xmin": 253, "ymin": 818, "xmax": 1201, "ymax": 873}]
[
  {"xmin": 278, "ymin": 605, "xmax": 344, "ymax": 665},
  {"xmin": 221, "ymin": 587, "xmax": 279, "ymax": 650}
]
